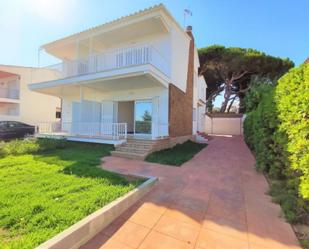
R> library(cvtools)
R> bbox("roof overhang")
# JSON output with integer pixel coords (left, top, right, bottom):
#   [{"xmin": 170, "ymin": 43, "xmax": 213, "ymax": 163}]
[
  {"xmin": 29, "ymin": 65, "xmax": 169, "ymax": 97},
  {"xmin": 41, "ymin": 4, "xmax": 190, "ymax": 60}
]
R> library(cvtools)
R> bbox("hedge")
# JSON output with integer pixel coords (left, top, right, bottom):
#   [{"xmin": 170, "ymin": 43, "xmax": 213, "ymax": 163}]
[
  {"xmin": 244, "ymin": 64, "xmax": 309, "ymax": 222},
  {"xmin": 275, "ymin": 64, "xmax": 309, "ymax": 199},
  {"xmin": 0, "ymin": 138, "xmax": 67, "ymax": 157}
]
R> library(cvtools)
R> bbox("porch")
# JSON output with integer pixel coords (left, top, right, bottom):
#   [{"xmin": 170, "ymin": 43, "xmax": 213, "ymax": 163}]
[
  {"xmin": 35, "ymin": 87, "xmax": 169, "ymax": 144},
  {"xmin": 36, "ymin": 119, "xmax": 167, "ymax": 145}
]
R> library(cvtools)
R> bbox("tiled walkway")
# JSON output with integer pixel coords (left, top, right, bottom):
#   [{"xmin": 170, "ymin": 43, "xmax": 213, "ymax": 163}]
[{"xmin": 81, "ymin": 136, "xmax": 301, "ymax": 249}]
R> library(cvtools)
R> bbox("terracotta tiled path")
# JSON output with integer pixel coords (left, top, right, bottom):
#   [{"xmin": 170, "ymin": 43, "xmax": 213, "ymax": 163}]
[{"xmin": 81, "ymin": 136, "xmax": 301, "ymax": 249}]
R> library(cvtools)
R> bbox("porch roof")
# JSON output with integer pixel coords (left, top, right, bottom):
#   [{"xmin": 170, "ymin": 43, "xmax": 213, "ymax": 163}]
[{"xmin": 28, "ymin": 68, "xmax": 169, "ymax": 97}]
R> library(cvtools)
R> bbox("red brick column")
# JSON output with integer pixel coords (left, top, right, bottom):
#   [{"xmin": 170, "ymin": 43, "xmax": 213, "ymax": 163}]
[{"xmin": 168, "ymin": 27, "xmax": 195, "ymax": 137}]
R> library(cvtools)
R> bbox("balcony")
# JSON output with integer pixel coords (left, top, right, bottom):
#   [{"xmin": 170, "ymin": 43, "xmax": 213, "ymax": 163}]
[
  {"xmin": 0, "ymin": 87, "xmax": 19, "ymax": 100},
  {"xmin": 32, "ymin": 44, "xmax": 170, "ymax": 85},
  {"xmin": 0, "ymin": 104, "xmax": 19, "ymax": 120}
]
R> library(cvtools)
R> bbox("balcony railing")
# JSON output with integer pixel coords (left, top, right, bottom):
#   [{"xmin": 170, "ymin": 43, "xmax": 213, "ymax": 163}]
[
  {"xmin": 32, "ymin": 44, "xmax": 170, "ymax": 83},
  {"xmin": 0, "ymin": 87, "xmax": 19, "ymax": 99},
  {"xmin": 37, "ymin": 122, "xmax": 127, "ymax": 140},
  {"xmin": 0, "ymin": 108, "xmax": 19, "ymax": 117},
  {"xmin": 36, "ymin": 121, "xmax": 169, "ymax": 140}
]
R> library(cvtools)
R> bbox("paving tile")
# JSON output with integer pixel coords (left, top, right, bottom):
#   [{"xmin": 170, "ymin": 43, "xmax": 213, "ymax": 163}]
[
  {"xmin": 202, "ymin": 214, "xmax": 248, "ymax": 241},
  {"xmin": 248, "ymin": 234, "xmax": 301, "ymax": 249},
  {"xmin": 129, "ymin": 206, "xmax": 162, "ymax": 228},
  {"xmin": 102, "ymin": 217, "xmax": 127, "ymax": 237},
  {"xmin": 196, "ymin": 228, "xmax": 249, "ymax": 249},
  {"xmin": 100, "ymin": 236, "xmax": 134, "ymax": 249},
  {"xmin": 249, "ymin": 243, "xmax": 271, "ymax": 249},
  {"xmin": 154, "ymin": 215, "xmax": 200, "ymax": 245},
  {"xmin": 79, "ymin": 232, "xmax": 109, "ymax": 249},
  {"xmin": 137, "ymin": 200, "xmax": 167, "ymax": 215},
  {"xmin": 169, "ymin": 195, "xmax": 208, "ymax": 213},
  {"xmin": 164, "ymin": 205, "xmax": 204, "ymax": 226},
  {"xmin": 139, "ymin": 230, "xmax": 193, "ymax": 249},
  {"xmin": 206, "ymin": 194, "xmax": 247, "ymax": 225},
  {"xmin": 110, "ymin": 221, "xmax": 150, "ymax": 248}
]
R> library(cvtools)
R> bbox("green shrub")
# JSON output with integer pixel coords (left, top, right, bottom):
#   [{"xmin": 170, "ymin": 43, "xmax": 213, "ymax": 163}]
[
  {"xmin": 269, "ymin": 180, "xmax": 307, "ymax": 222},
  {"xmin": 275, "ymin": 64, "xmax": 309, "ymax": 199},
  {"xmin": 0, "ymin": 138, "xmax": 68, "ymax": 157},
  {"xmin": 244, "ymin": 84, "xmax": 288, "ymax": 178},
  {"xmin": 244, "ymin": 64, "xmax": 309, "ymax": 223}
]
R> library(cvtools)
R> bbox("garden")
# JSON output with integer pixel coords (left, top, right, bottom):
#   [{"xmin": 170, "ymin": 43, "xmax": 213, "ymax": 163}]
[{"xmin": 0, "ymin": 139, "xmax": 141, "ymax": 249}]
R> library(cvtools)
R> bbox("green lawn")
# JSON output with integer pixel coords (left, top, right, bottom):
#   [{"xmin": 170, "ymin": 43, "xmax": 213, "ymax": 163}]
[
  {"xmin": 0, "ymin": 140, "xmax": 141, "ymax": 249},
  {"xmin": 145, "ymin": 140, "xmax": 207, "ymax": 166}
]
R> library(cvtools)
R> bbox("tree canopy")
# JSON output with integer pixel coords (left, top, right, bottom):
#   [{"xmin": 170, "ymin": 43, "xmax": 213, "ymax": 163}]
[{"xmin": 198, "ymin": 45, "xmax": 294, "ymax": 112}]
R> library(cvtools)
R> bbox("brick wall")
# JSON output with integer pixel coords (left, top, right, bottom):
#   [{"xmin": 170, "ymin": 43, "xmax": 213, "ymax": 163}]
[
  {"xmin": 151, "ymin": 135, "xmax": 194, "ymax": 153},
  {"xmin": 168, "ymin": 28, "xmax": 195, "ymax": 137}
]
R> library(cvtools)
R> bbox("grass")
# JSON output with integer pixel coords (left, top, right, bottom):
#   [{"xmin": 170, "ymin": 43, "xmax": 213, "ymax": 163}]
[
  {"xmin": 145, "ymin": 140, "xmax": 207, "ymax": 166},
  {"xmin": 0, "ymin": 140, "xmax": 142, "ymax": 249},
  {"xmin": 301, "ymin": 239, "xmax": 309, "ymax": 249}
]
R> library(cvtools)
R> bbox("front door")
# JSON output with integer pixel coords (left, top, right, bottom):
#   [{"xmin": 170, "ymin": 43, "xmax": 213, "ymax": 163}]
[{"xmin": 134, "ymin": 100, "xmax": 152, "ymax": 135}]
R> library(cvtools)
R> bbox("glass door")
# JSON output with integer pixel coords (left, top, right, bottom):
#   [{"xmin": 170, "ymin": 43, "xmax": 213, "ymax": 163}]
[{"xmin": 134, "ymin": 100, "xmax": 152, "ymax": 135}]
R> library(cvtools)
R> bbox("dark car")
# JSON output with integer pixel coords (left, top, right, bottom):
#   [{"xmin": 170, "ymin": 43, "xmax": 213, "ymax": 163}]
[{"xmin": 0, "ymin": 121, "xmax": 35, "ymax": 141}]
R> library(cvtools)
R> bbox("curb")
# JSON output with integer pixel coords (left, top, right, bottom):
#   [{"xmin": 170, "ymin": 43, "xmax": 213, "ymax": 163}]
[{"xmin": 36, "ymin": 175, "xmax": 157, "ymax": 249}]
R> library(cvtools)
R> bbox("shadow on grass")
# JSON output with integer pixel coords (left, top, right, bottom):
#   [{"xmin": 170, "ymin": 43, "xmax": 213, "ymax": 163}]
[
  {"xmin": 33, "ymin": 141, "xmax": 141, "ymax": 186},
  {"xmin": 145, "ymin": 140, "xmax": 207, "ymax": 166}
]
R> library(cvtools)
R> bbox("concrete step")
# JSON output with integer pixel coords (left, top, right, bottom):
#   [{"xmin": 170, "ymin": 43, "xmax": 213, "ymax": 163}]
[
  {"xmin": 120, "ymin": 144, "xmax": 153, "ymax": 149},
  {"xmin": 196, "ymin": 135, "xmax": 208, "ymax": 143},
  {"xmin": 127, "ymin": 139, "xmax": 157, "ymax": 145},
  {"xmin": 111, "ymin": 150, "xmax": 147, "ymax": 160},
  {"xmin": 116, "ymin": 147, "xmax": 150, "ymax": 154}
]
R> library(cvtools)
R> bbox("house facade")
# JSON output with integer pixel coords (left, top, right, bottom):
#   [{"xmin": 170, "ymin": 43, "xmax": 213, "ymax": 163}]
[
  {"xmin": 0, "ymin": 65, "xmax": 61, "ymax": 125},
  {"xmin": 29, "ymin": 4, "xmax": 207, "ymax": 148}
]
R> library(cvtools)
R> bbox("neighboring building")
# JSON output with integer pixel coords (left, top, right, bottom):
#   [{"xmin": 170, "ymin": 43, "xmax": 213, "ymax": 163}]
[
  {"xmin": 0, "ymin": 65, "xmax": 61, "ymax": 125},
  {"xmin": 305, "ymin": 57, "xmax": 309, "ymax": 64},
  {"xmin": 29, "ymin": 4, "xmax": 207, "ymax": 157}
]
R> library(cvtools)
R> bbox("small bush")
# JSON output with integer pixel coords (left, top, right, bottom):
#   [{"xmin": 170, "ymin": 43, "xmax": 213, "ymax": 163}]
[
  {"xmin": 0, "ymin": 138, "xmax": 68, "ymax": 157},
  {"xmin": 269, "ymin": 180, "xmax": 307, "ymax": 223}
]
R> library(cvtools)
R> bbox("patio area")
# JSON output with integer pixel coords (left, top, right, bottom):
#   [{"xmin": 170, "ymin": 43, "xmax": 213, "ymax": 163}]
[{"xmin": 81, "ymin": 135, "xmax": 301, "ymax": 249}]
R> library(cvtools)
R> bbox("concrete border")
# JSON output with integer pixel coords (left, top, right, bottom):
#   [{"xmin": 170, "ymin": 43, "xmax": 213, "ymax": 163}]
[{"xmin": 36, "ymin": 175, "xmax": 157, "ymax": 249}]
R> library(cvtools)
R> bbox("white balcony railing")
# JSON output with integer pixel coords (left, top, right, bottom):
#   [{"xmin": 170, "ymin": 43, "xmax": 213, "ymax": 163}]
[
  {"xmin": 32, "ymin": 44, "xmax": 170, "ymax": 83},
  {"xmin": 0, "ymin": 87, "xmax": 19, "ymax": 99},
  {"xmin": 37, "ymin": 122, "xmax": 127, "ymax": 140}
]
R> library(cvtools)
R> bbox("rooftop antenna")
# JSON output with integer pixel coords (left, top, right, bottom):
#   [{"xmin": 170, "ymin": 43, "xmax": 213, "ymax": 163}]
[{"xmin": 183, "ymin": 7, "xmax": 192, "ymax": 28}]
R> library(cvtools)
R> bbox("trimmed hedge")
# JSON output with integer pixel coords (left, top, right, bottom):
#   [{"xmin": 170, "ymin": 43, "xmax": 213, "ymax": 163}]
[
  {"xmin": 244, "ymin": 64, "xmax": 309, "ymax": 223},
  {"xmin": 275, "ymin": 64, "xmax": 309, "ymax": 199},
  {"xmin": 0, "ymin": 138, "xmax": 67, "ymax": 157}
]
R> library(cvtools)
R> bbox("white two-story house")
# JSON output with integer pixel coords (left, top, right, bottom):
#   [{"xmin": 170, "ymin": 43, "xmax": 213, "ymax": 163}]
[
  {"xmin": 29, "ymin": 4, "xmax": 207, "ymax": 157},
  {"xmin": 0, "ymin": 65, "xmax": 60, "ymax": 125}
]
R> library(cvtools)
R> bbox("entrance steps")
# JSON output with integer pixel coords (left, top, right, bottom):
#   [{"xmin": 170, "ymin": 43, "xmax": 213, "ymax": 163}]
[
  {"xmin": 196, "ymin": 132, "xmax": 209, "ymax": 143},
  {"xmin": 111, "ymin": 138, "xmax": 167, "ymax": 160}
]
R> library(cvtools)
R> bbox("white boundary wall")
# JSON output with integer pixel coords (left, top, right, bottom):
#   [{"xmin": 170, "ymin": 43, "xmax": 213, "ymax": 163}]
[{"xmin": 205, "ymin": 114, "xmax": 244, "ymax": 135}]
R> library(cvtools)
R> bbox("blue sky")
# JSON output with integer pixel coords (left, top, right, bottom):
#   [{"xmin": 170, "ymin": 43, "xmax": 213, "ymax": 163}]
[{"xmin": 0, "ymin": 0, "xmax": 308, "ymax": 67}]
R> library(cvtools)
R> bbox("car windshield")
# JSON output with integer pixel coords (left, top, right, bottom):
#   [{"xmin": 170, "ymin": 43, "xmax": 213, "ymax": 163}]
[{"xmin": 0, "ymin": 122, "xmax": 7, "ymax": 129}]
